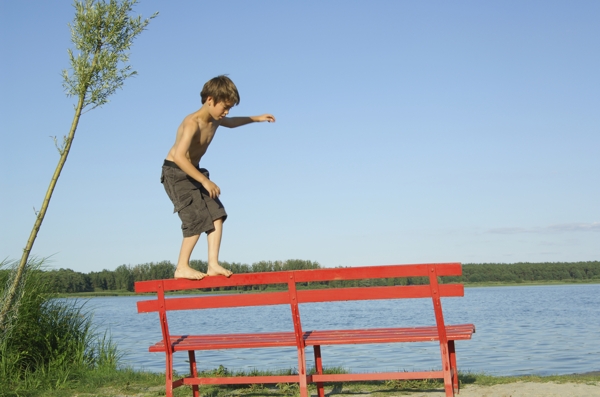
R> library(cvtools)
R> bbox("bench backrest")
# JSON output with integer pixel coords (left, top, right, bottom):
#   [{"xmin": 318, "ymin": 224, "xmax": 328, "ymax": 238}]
[{"xmin": 135, "ymin": 263, "xmax": 464, "ymax": 353}]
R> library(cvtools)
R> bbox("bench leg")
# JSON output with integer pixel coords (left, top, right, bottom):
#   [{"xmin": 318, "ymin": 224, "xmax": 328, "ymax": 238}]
[
  {"xmin": 449, "ymin": 340, "xmax": 458, "ymax": 394},
  {"xmin": 165, "ymin": 351, "xmax": 174, "ymax": 397},
  {"xmin": 188, "ymin": 350, "xmax": 199, "ymax": 397},
  {"xmin": 439, "ymin": 342, "xmax": 455, "ymax": 397},
  {"xmin": 313, "ymin": 345, "xmax": 325, "ymax": 397},
  {"xmin": 295, "ymin": 345, "xmax": 309, "ymax": 397}
]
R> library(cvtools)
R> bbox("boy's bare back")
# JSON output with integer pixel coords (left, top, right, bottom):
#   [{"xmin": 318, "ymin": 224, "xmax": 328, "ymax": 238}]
[{"xmin": 168, "ymin": 111, "xmax": 218, "ymax": 167}]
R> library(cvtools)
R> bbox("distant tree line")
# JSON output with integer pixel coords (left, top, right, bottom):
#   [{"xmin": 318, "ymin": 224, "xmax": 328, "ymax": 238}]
[
  {"xmin": 2, "ymin": 260, "xmax": 598, "ymax": 294},
  {"xmin": 30, "ymin": 259, "xmax": 321, "ymax": 293},
  {"xmin": 458, "ymin": 261, "xmax": 600, "ymax": 283}
]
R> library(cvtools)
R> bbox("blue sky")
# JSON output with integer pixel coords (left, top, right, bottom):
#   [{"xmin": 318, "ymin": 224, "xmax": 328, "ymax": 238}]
[{"xmin": 1, "ymin": 1, "xmax": 598, "ymax": 273}]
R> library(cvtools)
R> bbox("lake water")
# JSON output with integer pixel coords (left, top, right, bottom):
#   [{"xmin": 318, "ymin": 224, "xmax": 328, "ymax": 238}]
[{"xmin": 82, "ymin": 284, "xmax": 600, "ymax": 376}]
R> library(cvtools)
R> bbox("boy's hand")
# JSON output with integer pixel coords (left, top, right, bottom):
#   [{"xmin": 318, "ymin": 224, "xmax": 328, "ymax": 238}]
[
  {"xmin": 202, "ymin": 180, "xmax": 221, "ymax": 198},
  {"xmin": 252, "ymin": 114, "xmax": 276, "ymax": 123}
]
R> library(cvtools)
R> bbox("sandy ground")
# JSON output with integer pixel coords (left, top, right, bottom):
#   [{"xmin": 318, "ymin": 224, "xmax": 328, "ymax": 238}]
[
  {"xmin": 392, "ymin": 382, "xmax": 600, "ymax": 397},
  {"xmin": 104, "ymin": 380, "xmax": 600, "ymax": 397},
  {"xmin": 101, "ymin": 379, "xmax": 600, "ymax": 397}
]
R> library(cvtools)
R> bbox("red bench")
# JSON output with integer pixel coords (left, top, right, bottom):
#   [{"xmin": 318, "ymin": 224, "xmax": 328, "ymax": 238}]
[{"xmin": 135, "ymin": 262, "xmax": 475, "ymax": 397}]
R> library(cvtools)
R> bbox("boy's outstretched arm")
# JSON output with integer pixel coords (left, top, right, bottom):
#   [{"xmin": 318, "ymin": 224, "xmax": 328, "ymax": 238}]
[{"xmin": 220, "ymin": 114, "xmax": 275, "ymax": 128}]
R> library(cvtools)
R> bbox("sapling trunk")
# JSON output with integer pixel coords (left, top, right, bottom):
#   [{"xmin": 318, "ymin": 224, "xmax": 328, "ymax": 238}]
[{"xmin": 0, "ymin": 0, "xmax": 156, "ymax": 330}]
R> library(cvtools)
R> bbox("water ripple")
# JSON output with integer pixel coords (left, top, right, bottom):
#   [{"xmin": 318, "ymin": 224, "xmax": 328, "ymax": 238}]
[{"xmin": 81, "ymin": 284, "xmax": 600, "ymax": 376}]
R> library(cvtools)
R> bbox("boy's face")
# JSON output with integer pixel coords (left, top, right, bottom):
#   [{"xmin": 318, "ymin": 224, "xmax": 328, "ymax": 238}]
[{"xmin": 207, "ymin": 97, "xmax": 234, "ymax": 120}]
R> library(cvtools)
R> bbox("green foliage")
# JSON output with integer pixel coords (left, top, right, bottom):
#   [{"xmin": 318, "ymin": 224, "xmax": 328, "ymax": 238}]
[
  {"xmin": 0, "ymin": 0, "xmax": 157, "ymax": 338},
  {"xmin": 31, "ymin": 260, "xmax": 600, "ymax": 295},
  {"xmin": 458, "ymin": 261, "xmax": 600, "ymax": 284},
  {"xmin": 0, "ymin": 259, "xmax": 121, "ymax": 395},
  {"xmin": 383, "ymin": 377, "xmax": 444, "ymax": 391},
  {"xmin": 1, "ymin": 367, "xmax": 597, "ymax": 397},
  {"xmin": 1, "ymin": 2, "xmax": 156, "ymax": 395},
  {"xmin": 62, "ymin": 0, "xmax": 157, "ymax": 110},
  {"xmin": 43, "ymin": 268, "xmax": 93, "ymax": 293}
]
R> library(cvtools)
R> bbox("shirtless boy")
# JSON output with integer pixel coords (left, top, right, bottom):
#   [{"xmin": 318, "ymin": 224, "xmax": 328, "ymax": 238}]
[{"xmin": 162, "ymin": 75, "xmax": 275, "ymax": 280}]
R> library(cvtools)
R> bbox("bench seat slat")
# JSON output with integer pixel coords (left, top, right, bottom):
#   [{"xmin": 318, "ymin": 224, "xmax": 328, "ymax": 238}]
[
  {"xmin": 305, "ymin": 324, "xmax": 475, "ymax": 345},
  {"xmin": 148, "ymin": 324, "xmax": 475, "ymax": 352},
  {"xmin": 149, "ymin": 331, "xmax": 297, "ymax": 351}
]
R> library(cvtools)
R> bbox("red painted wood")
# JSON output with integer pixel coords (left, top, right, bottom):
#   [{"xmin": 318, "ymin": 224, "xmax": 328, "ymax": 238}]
[
  {"xmin": 182, "ymin": 375, "xmax": 301, "ymax": 385},
  {"xmin": 297, "ymin": 284, "xmax": 463, "ymax": 304},
  {"xmin": 156, "ymin": 282, "xmax": 175, "ymax": 397},
  {"xmin": 137, "ymin": 291, "xmax": 289, "ymax": 313},
  {"xmin": 135, "ymin": 272, "xmax": 291, "ymax": 293},
  {"xmin": 188, "ymin": 351, "xmax": 199, "ymax": 397},
  {"xmin": 287, "ymin": 274, "xmax": 309, "ymax": 397},
  {"xmin": 134, "ymin": 262, "xmax": 462, "ymax": 293},
  {"xmin": 311, "ymin": 371, "xmax": 445, "ymax": 382},
  {"xmin": 148, "ymin": 334, "xmax": 298, "ymax": 351},
  {"xmin": 135, "ymin": 262, "xmax": 473, "ymax": 397},
  {"xmin": 427, "ymin": 265, "xmax": 454, "ymax": 396},
  {"xmin": 313, "ymin": 345, "xmax": 325, "ymax": 397},
  {"xmin": 293, "ymin": 263, "xmax": 461, "ymax": 282},
  {"xmin": 449, "ymin": 340, "xmax": 459, "ymax": 392},
  {"xmin": 137, "ymin": 284, "xmax": 464, "ymax": 313},
  {"xmin": 146, "ymin": 325, "xmax": 475, "ymax": 352}
]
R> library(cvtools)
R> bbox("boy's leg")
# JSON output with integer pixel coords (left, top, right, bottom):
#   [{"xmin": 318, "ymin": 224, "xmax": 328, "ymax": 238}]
[
  {"xmin": 174, "ymin": 235, "xmax": 207, "ymax": 279},
  {"xmin": 206, "ymin": 217, "xmax": 233, "ymax": 277}
]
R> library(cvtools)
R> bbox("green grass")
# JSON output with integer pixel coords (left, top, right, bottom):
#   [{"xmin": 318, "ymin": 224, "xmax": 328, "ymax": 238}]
[
  {"xmin": 3, "ymin": 258, "xmax": 598, "ymax": 397},
  {"xmin": 459, "ymin": 371, "xmax": 600, "ymax": 386},
  {"xmin": 4, "ymin": 367, "xmax": 598, "ymax": 397},
  {"xmin": 0, "ymin": 258, "xmax": 121, "ymax": 397}
]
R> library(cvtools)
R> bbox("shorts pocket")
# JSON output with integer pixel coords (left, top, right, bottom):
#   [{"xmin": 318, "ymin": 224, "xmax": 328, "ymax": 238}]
[{"xmin": 174, "ymin": 193, "xmax": 193, "ymax": 213}]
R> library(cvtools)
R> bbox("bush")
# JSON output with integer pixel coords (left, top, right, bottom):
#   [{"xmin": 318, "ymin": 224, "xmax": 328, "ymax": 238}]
[{"xmin": 0, "ymin": 258, "xmax": 120, "ymax": 395}]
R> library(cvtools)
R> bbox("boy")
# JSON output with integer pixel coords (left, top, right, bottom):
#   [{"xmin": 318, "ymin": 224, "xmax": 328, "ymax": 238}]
[{"xmin": 161, "ymin": 75, "xmax": 275, "ymax": 280}]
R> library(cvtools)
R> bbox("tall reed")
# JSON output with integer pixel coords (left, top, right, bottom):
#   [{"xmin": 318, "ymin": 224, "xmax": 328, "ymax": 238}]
[{"xmin": 0, "ymin": 258, "xmax": 120, "ymax": 395}]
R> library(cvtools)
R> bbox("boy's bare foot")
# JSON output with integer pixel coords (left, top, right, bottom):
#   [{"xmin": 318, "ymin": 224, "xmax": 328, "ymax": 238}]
[
  {"xmin": 207, "ymin": 262, "xmax": 233, "ymax": 277},
  {"xmin": 174, "ymin": 265, "xmax": 207, "ymax": 280}
]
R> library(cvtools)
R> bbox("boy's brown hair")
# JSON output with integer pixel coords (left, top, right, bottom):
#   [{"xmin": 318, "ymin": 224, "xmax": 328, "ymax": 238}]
[{"xmin": 200, "ymin": 75, "xmax": 240, "ymax": 106}]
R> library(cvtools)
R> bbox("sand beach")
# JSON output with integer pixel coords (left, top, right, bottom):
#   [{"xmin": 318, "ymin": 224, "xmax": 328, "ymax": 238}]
[{"xmin": 401, "ymin": 381, "xmax": 600, "ymax": 397}]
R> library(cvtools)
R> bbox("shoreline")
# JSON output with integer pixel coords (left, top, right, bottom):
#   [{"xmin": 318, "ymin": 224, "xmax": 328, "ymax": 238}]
[
  {"xmin": 56, "ymin": 279, "xmax": 600, "ymax": 298},
  {"xmin": 43, "ymin": 371, "xmax": 600, "ymax": 397}
]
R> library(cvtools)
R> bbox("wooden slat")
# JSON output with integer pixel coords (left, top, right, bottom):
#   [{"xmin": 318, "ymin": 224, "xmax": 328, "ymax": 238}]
[
  {"xmin": 135, "ymin": 262, "xmax": 471, "ymax": 397},
  {"xmin": 137, "ymin": 284, "xmax": 464, "ymax": 313},
  {"xmin": 146, "ymin": 324, "xmax": 475, "ymax": 352},
  {"xmin": 296, "ymin": 284, "xmax": 463, "ymax": 304},
  {"xmin": 181, "ymin": 371, "xmax": 446, "ymax": 385},
  {"xmin": 134, "ymin": 262, "xmax": 462, "ymax": 293},
  {"xmin": 292, "ymin": 263, "xmax": 462, "ymax": 283},
  {"xmin": 304, "ymin": 324, "xmax": 475, "ymax": 345},
  {"xmin": 311, "ymin": 371, "xmax": 445, "ymax": 382},
  {"xmin": 183, "ymin": 375, "xmax": 301, "ymax": 385},
  {"xmin": 137, "ymin": 291, "xmax": 289, "ymax": 313},
  {"xmin": 135, "ymin": 272, "xmax": 292, "ymax": 293},
  {"xmin": 149, "ymin": 332, "xmax": 298, "ymax": 351}
]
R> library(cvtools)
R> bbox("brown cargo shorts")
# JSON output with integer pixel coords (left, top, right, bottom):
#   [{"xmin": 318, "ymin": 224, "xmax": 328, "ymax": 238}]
[{"xmin": 161, "ymin": 160, "xmax": 227, "ymax": 237}]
